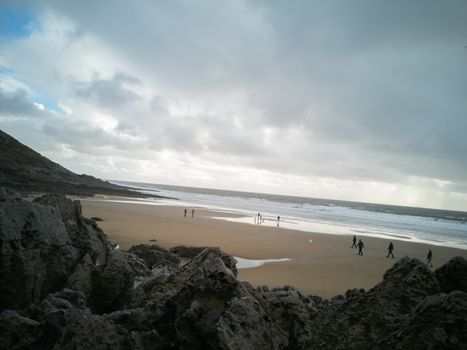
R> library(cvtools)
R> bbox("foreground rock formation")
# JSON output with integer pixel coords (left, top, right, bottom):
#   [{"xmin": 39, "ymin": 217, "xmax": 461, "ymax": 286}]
[{"xmin": 1, "ymin": 189, "xmax": 467, "ymax": 349}]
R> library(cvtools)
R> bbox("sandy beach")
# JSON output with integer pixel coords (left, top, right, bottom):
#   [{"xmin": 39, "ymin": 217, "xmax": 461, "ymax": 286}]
[{"xmin": 81, "ymin": 198, "xmax": 467, "ymax": 298}]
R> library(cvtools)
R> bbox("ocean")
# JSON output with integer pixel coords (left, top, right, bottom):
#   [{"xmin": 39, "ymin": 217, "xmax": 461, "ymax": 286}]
[{"xmin": 110, "ymin": 180, "xmax": 467, "ymax": 250}]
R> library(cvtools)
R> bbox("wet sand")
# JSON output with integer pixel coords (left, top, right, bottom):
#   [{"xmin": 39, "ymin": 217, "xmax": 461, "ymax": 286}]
[{"xmin": 81, "ymin": 198, "xmax": 467, "ymax": 298}]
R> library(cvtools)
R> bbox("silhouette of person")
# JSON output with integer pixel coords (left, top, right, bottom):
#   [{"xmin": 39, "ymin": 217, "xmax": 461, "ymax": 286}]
[
  {"xmin": 257, "ymin": 213, "xmax": 261, "ymax": 225},
  {"xmin": 191, "ymin": 208, "xmax": 195, "ymax": 218},
  {"xmin": 387, "ymin": 242, "xmax": 394, "ymax": 258},
  {"xmin": 277, "ymin": 216, "xmax": 280, "ymax": 227},
  {"xmin": 351, "ymin": 235, "xmax": 357, "ymax": 248},
  {"xmin": 426, "ymin": 249, "xmax": 433, "ymax": 268},
  {"xmin": 357, "ymin": 239, "xmax": 364, "ymax": 256},
  {"xmin": 184, "ymin": 208, "xmax": 187, "ymax": 217}
]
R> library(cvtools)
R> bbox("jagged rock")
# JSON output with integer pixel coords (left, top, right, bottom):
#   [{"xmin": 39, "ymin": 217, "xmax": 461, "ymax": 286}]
[
  {"xmin": 34, "ymin": 194, "xmax": 83, "ymax": 231},
  {"xmin": 130, "ymin": 330, "xmax": 164, "ymax": 350},
  {"xmin": 103, "ymin": 308, "xmax": 149, "ymax": 331},
  {"xmin": 128, "ymin": 244, "xmax": 180, "ymax": 268},
  {"xmin": 307, "ymin": 256, "xmax": 441, "ymax": 350},
  {"xmin": 171, "ymin": 245, "xmax": 238, "ymax": 277},
  {"xmin": 435, "ymin": 256, "xmax": 467, "ymax": 293},
  {"xmin": 5, "ymin": 290, "xmax": 91, "ymax": 350},
  {"xmin": 170, "ymin": 245, "xmax": 207, "ymax": 258},
  {"xmin": 0, "ymin": 197, "xmax": 80, "ymax": 309},
  {"xmin": 308, "ymin": 294, "xmax": 324, "ymax": 306},
  {"xmin": 48, "ymin": 288, "xmax": 88, "ymax": 309},
  {"xmin": 132, "ymin": 263, "xmax": 180, "ymax": 306},
  {"xmin": 258, "ymin": 286, "xmax": 316, "ymax": 349},
  {"xmin": 135, "ymin": 247, "xmax": 239, "ymax": 308},
  {"xmin": 0, "ymin": 187, "xmax": 20, "ymax": 202},
  {"xmin": 127, "ymin": 252, "xmax": 152, "ymax": 277},
  {"xmin": 215, "ymin": 294, "xmax": 288, "ymax": 350},
  {"xmin": 91, "ymin": 217, "xmax": 104, "ymax": 221},
  {"xmin": 1, "ymin": 289, "xmax": 136, "ymax": 350},
  {"xmin": 28, "ymin": 289, "xmax": 90, "ymax": 330},
  {"xmin": 27, "ymin": 288, "xmax": 134, "ymax": 350},
  {"xmin": 0, "ymin": 310, "xmax": 42, "ymax": 350},
  {"xmin": 137, "ymin": 247, "xmax": 288, "ymax": 349},
  {"xmin": 377, "ymin": 291, "xmax": 467, "ymax": 350},
  {"xmin": 2, "ymin": 191, "xmax": 467, "ymax": 349},
  {"xmin": 52, "ymin": 315, "xmax": 131, "ymax": 350},
  {"xmin": 33, "ymin": 193, "xmax": 108, "ymax": 265},
  {"xmin": 0, "ymin": 192, "xmax": 147, "ymax": 315},
  {"xmin": 67, "ymin": 245, "xmax": 149, "ymax": 309},
  {"xmin": 375, "ymin": 256, "xmax": 441, "ymax": 311},
  {"xmin": 89, "ymin": 249, "xmax": 141, "ymax": 314},
  {"xmin": 66, "ymin": 253, "xmax": 98, "ymax": 297}
]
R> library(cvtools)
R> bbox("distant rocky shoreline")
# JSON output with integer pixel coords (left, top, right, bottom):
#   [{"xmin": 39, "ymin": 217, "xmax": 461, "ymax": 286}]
[{"xmin": 1, "ymin": 187, "xmax": 466, "ymax": 349}]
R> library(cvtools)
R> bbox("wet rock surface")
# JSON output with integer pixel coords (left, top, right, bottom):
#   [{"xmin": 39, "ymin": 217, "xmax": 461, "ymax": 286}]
[{"xmin": 1, "ymin": 189, "xmax": 467, "ymax": 349}]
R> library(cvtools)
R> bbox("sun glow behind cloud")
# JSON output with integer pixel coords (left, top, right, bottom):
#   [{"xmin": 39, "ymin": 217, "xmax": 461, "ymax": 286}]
[{"xmin": 0, "ymin": 1, "xmax": 467, "ymax": 210}]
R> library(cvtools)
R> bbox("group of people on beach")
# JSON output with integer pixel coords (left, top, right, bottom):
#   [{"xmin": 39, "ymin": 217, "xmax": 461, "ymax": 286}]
[
  {"xmin": 254, "ymin": 213, "xmax": 264, "ymax": 225},
  {"xmin": 183, "ymin": 208, "xmax": 195, "ymax": 218},
  {"xmin": 254, "ymin": 213, "xmax": 281, "ymax": 227},
  {"xmin": 351, "ymin": 235, "xmax": 365, "ymax": 256},
  {"xmin": 351, "ymin": 235, "xmax": 434, "ymax": 267}
]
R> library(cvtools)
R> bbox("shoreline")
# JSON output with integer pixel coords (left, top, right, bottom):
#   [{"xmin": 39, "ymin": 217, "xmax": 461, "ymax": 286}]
[
  {"xmin": 81, "ymin": 197, "xmax": 467, "ymax": 298},
  {"xmin": 81, "ymin": 194, "xmax": 467, "ymax": 251}
]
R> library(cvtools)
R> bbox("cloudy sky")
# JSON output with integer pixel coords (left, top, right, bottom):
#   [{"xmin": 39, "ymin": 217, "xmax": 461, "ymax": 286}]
[{"xmin": 0, "ymin": 1, "xmax": 466, "ymax": 210}]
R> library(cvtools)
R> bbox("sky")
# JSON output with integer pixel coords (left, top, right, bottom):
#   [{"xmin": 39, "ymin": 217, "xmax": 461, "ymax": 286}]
[{"xmin": 0, "ymin": 1, "xmax": 466, "ymax": 210}]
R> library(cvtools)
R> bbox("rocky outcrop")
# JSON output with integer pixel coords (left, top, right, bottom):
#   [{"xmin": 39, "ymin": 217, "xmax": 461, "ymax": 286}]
[
  {"xmin": 435, "ymin": 256, "xmax": 467, "ymax": 293},
  {"xmin": 378, "ymin": 290, "xmax": 467, "ymax": 349},
  {"xmin": 0, "ymin": 192, "xmax": 147, "ymax": 314},
  {"xmin": 306, "ymin": 256, "xmax": 442, "ymax": 350},
  {"xmin": 28, "ymin": 289, "xmax": 131, "ymax": 350},
  {"xmin": 1, "ymin": 189, "xmax": 467, "ymax": 349},
  {"xmin": 257, "ymin": 286, "xmax": 316, "ymax": 349},
  {"xmin": 171, "ymin": 245, "xmax": 238, "ymax": 277},
  {"xmin": 0, "ymin": 194, "xmax": 80, "ymax": 309},
  {"xmin": 129, "ymin": 244, "xmax": 180, "ymax": 268},
  {"xmin": 0, "ymin": 310, "xmax": 42, "ymax": 350},
  {"xmin": 33, "ymin": 193, "xmax": 108, "ymax": 264},
  {"xmin": 170, "ymin": 245, "xmax": 207, "ymax": 258},
  {"xmin": 132, "ymin": 247, "xmax": 288, "ymax": 349}
]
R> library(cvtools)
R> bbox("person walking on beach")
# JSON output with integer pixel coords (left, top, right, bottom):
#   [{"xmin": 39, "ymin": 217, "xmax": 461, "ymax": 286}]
[
  {"xmin": 184, "ymin": 208, "xmax": 187, "ymax": 217},
  {"xmin": 357, "ymin": 239, "xmax": 364, "ymax": 256},
  {"xmin": 387, "ymin": 242, "xmax": 394, "ymax": 258},
  {"xmin": 277, "ymin": 215, "xmax": 280, "ymax": 227},
  {"xmin": 351, "ymin": 235, "xmax": 357, "ymax": 248},
  {"xmin": 257, "ymin": 213, "xmax": 261, "ymax": 225},
  {"xmin": 426, "ymin": 249, "xmax": 433, "ymax": 268},
  {"xmin": 191, "ymin": 208, "xmax": 195, "ymax": 218}
]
